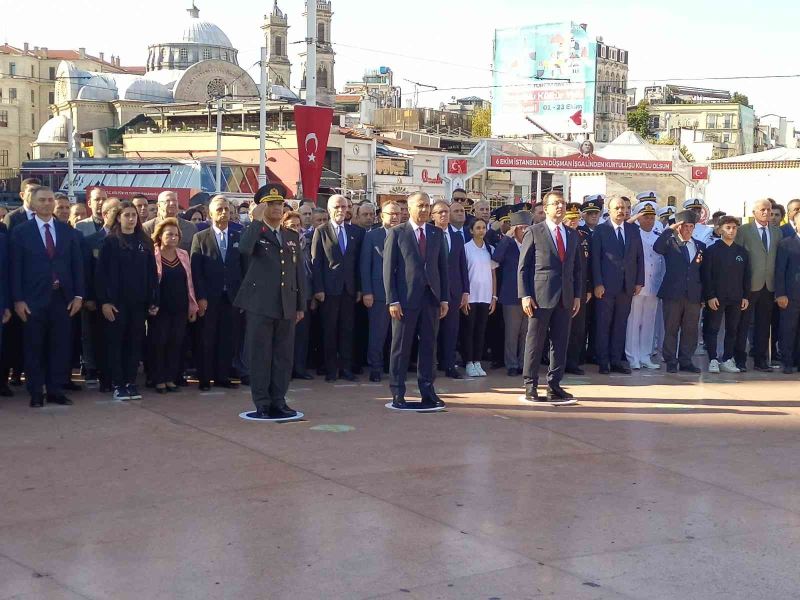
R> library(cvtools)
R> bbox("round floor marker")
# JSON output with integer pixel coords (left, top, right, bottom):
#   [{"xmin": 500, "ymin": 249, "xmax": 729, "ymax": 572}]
[
  {"xmin": 384, "ymin": 402, "xmax": 446, "ymax": 413},
  {"xmin": 239, "ymin": 411, "xmax": 305, "ymax": 422},
  {"xmin": 517, "ymin": 395, "xmax": 579, "ymax": 406}
]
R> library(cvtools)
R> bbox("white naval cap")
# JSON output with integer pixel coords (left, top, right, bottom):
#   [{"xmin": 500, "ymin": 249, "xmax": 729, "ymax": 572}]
[
  {"xmin": 657, "ymin": 206, "xmax": 676, "ymax": 217},
  {"xmin": 682, "ymin": 198, "xmax": 705, "ymax": 209},
  {"xmin": 636, "ymin": 191, "xmax": 658, "ymax": 203},
  {"xmin": 633, "ymin": 201, "xmax": 658, "ymax": 216}
]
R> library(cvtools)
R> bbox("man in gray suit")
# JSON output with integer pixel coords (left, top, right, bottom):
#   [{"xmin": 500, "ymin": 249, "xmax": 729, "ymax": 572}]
[
  {"xmin": 74, "ymin": 187, "xmax": 108, "ymax": 237},
  {"xmin": 518, "ymin": 192, "xmax": 582, "ymax": 405},
  {"xmin": 142, "ymin": 191, "xmax": 197, "ymax": 252},
  {"xmin": 734, "ymin": 198, "xmax": 782, "ymax": 372},
  {"xmin": 234, "ymin": 185, "xmax": 306, "ymax": 419}
]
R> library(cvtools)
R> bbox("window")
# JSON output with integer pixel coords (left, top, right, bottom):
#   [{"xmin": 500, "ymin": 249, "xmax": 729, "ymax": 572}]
[
  {"xmin": 179, "ymin": 48, "xmax": 188, "ymax": 62},
  {"xmin": 30, "ymin": 65, "xmax": 34, "ymax": 77},
  {"xmin": 203, "ymin": 48, "xmax": 211, "ymax": 60},
  {"xmin": 619, "ymin": 50, "xmax": 627, "ymax": 63},
  {"xmin": 49, "ymin": 66, "xmax": 56, "ymax": 80},
  {"xmin": 223, "ymin": 51, "xmax": 229, "ymax": 61},
  {"xmin": 31, "ymin": 114, "xmax": 35, "ymax": 131},
  {"xmin": 706, "ymin": 114, "xmax": 718, "ymax": 129},
  {"xmin": 610, "ymin": 48, "xmax": 618, "ymax": 61},
  {"xmin": 317, "ymin": 66, "xmax": 327, "ymax": 89},
  {"xmin": 9, "ymin": 62, "xmax": 16, "ymax": 76},
  {"xmin": 0, "ymin": 149, "xmax": 8, "ymax": 166},
  {"xmin": 649, "ymin": 115, "xmax": 660, "ymax": 130},
  {"xmin": 48, "ymin": 91, "xmax": 54, "ymax": 105},
  {"xmin": 30, "ymin": 90, "xmax": 35, "ymax": 103},
  {"xmin": 722, "ymin": 132, "xmax": 732, "ymax": 143},
  {"xmin": 275, "ymin": 36, "xmax": 283, "ymax": 57},
  {"xmin": 722, "ymin": 114, "xmax": 733, "ymax": 128},
  {"xmin": 600, "ymin": 45, "xmax": 607, "ymax": 58},
  {"xmin": 0, "ymin": 111, "xmax": 7, "ymax": 127},
  {"xmin": 318, "ymin": 22, "xmax": 325, "ymax": 43},
  {"xmin": 9, "ymin": 88, "xmax": 16, "ymax": 100}
]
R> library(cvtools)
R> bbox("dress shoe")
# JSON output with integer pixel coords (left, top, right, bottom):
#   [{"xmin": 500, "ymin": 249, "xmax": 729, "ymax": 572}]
[
  {"xmin": 735, "ymin": 363, "xmax": 748, "ymax": 373},
  {"xmin": 546, "ymin": 392, "xmax": 578, "ymax": 405},
  {"xmin": 753, "ymin": 363, "xmax": 773, "ymax": 373},
  {"xmin": 507, "ymin": 368, "xmax": 518, "ymax": 377},
  {"xmin": 339, "ymin": 370, "xmax": 358, "ymax": 382},
  {"xmin": 199, "ymin": 382, "xmax": 211, "ymax": 391},
  {"xmin": 292, "ymin": 371, "xmax": 314, "ymax": 380},
  {"xmin": 679, "ymin": 364, "xmax": 701, "ymax": 374},
  {"xmin": 0, "ymin": 384, "xmax": 13, "ymax": 397},
  {"xmin": 598, "ymin": 365, "xmax": 610, "ymax": 375},
  {"xmin": 445, "ymin": 367, "xmax": 463, "ymax": 379},
  {"xmin": 63, "ymin": 381, "xmax": 82, "ymax": 392},
  {"xmin": 268, "ymin": 405, "xmax": 298, "ymax": 419},
  {"xmin": 523, "ymin": 384, "xmax": 539, "ymax": 402},
  {"xmin": 29, "ymin": 395, "xmax": 44, "ymax": 408},
  {"xmin": 325, "ymin": 375, "xmax": 337, "ymax": 383},
  {"xmin": 166, "ymin": 385, "xmax": 179, "ymax": 393},
  {"xmin": 783, "ymin": 365, "xmax": 794, "ymax": 375},
  {"xmin": 176, "ymin": 376, "xmax": 189, "ymax": 387},
  {"xmin": 565, "ymin": 366, "xmax": 585, "ymax": 375},
  {"xmin": 84, "ymin": 369, "xmax": 99, "ymax": 384},
  {"xmin": 155, "ymin": 387, "xmax": 167, "ymax": 395},
  {"xmin": 240, "ymin": 376, "xmax": 250, "ymax": 386},
  {"xmin": 547, "ymin": 384, "xmax": 573, "ymax": 399},
  {"xmin": 391, "ymin": 396, "xmax": 407, "ymax": 409},
  {"xmin": 48, "ymin": 394, "xmax": 73, "ymax": 405},
  {"xmin": 369, "ymin": 371, "xmax": 382, "ymax": 383},
  {"xmin": 610, "ymin": 363, "xmax": 632, "ymax": 375},
  {"xmin": 255, "ymin": 407, "xmax": 271, "ymax": 418},
  {"xmin": 422, "ymin": 392, "xmax": 445, "ymax": 408},
  {"xmin": 666, "ymin": 363, "xmax": 678, "ymax": 374},
  {"xmin": 214, "ymin": 380, "xmax": 239, "ymax": 389},
  {"xmin": 10, "ymin": 375, "xmax": 22, "ymax": 387}
]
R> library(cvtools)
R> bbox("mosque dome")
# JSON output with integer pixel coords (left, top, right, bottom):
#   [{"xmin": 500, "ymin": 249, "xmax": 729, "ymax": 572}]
[
  {"xmin": 180, "ymin": 6, "xmax": 233, "ymax": 48},
  {"xmin": 35, "ymin": 115, "xmax": 70, "ymax": 145}
]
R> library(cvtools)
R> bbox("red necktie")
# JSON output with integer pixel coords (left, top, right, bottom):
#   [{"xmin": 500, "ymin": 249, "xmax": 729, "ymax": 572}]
[
  {"xmin": 44, "ymin": 223, "xmax": 55, "ymax": 259},
  {"xmin": 556, "ymin": 225, "xmax": 566, "ymax": 263},
  {"xmin": 418, "ymin": 226, "xmax": 427, "ymax": 259}
]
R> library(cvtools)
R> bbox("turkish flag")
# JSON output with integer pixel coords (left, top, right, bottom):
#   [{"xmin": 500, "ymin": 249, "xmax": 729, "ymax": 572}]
[
  {"xmin": 448, "ymin": 159, "xmax": 467, "ymax": 174},
  {"xmin": 691, "ymin": 166, "xmax": 709, "ymax": 180},
  {"xmin": 294, "ymin": 105, "xmax": 334, "ymax": 201},
  {"xmin": 570, "ymin": 110, "xmax": 583, "ymax": 126}
]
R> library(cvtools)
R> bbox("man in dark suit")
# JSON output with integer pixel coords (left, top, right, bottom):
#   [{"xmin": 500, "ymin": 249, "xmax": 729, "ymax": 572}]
[
  {"xmin": 653, "ymin": 211, "xmax": 707, "ymax": 373},
  {"xmin": 191, "ymin": 195, "xmax": 244, "ymax": 390},
  {"xmin": 432, "ymin": 200, "xmax": 469, "ymax": 378},
  {"xmin": 448, "ymin": 202, "xmax": 472, "ymax": 246},
  {"xmin": 577, "ymin": 195, "xmax": 603, "ymax": 365},
  {"xmin": 311, "ymin": 194, "xmax": 365, "ymax": 382},
  {"xmin": 360, "ymin": 201, "xmax": 401, "ymax": 382},
  {"xmin": 591, "ymin": 195, "xmax": 645, "ymax": 374},
  {"xmin": 3, "ymin": 177, "xmax": 40, "ymax": 231},
  {"xmin": 75, "ymin": 187, "xmax": 108, "ymax": 237},
  {"xmin": 518, "ymin": 192, "xmax": 582, "ymax": 404},
  {"xmin": 775, "ymin": 209, "xmax": 800, "ymax": 373},
  {"xmin": 234, "ymin": 184, "xmax": 306, "ymax": 419},
  {"xmin": 384, "ymin": 192, "xmax": 449, "ymax": 408},
  {"xmin": 780, "ymin": 199, "xmax": 800, "ymax": 239},
  {"xmin": 11, "ymin": 186, "xmax": 84, "ymax": 408}
]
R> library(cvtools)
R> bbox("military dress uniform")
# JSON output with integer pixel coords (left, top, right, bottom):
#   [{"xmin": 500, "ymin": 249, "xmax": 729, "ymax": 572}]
[
  {"xmin": 625, "ymin": 197, "xmax": 665, "ymax": 369},
  {"xmin": 566, "ymin": 203, "xmax": 592, "ymax": 373},
  {"xmin": 234, "ymin": 185, "xmax": 306, "ymax": 418},
  {"xmin": 577, "ymin": 195, "xmax": 604, "ymax": 364}
]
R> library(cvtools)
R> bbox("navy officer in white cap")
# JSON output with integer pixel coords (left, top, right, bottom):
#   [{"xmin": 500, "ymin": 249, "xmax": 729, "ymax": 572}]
[{"xmin": 683, "ymin": 199, "xmax": 714, "ymax": 246}]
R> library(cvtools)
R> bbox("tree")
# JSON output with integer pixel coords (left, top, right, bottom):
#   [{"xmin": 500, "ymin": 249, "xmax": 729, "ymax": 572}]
[
  {"xmin": 732, "ymin": 92, "xmax": 751, "ymax": 107},
  {"xmin": 472, "ymin": 105, "xmax": 491, "ymax": 138},
  {"xmin": 627, "ymin": 101, "xmax": 651, "ymax": 138}
]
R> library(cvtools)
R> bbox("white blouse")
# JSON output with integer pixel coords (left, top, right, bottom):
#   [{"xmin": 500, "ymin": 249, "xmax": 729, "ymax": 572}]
[{"xmin": 464, "ymin": 240, "xmax": 498, "ymax": 304}]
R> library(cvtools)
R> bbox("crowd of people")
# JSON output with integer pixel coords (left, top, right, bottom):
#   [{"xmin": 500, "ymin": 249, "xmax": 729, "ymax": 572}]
[{"xmin": 1, "ymin": 176, "xmax": 798, "ymax": 412}]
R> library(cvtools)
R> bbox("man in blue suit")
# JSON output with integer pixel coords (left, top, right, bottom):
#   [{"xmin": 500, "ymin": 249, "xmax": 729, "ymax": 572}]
[
  {"xmin": 11, "ymin": 186, "xmax": 84, "ymax": 407},
  {"xmin": 359, "ymin": 201, "xmax": 401, "ymax": 382},
  {"xmin": 775, "ymin": 209, "xmax": 800, "ymax": 373},
  {"xmin": 653, "ymin": 210, "xmax": 706, "ymax": 373},
  {"xmin": 432, "ymin": 200, "xmax": 470, "ymax": 379},
  {"xmin": 591, "ymin": 195, "xmax": 645, "ymax": 374},
  {"xmin": 384, "ymin": 192, "xmax": 449, "ymax": 408},
  {"xmin": 781, "ymin": 199, "xmax": 800, "ymax": 239}
]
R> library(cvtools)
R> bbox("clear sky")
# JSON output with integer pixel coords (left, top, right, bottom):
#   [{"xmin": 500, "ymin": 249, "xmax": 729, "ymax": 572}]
[{"xmin": 4, "ymin": 0, "xmax": 799, "ymax": 123}]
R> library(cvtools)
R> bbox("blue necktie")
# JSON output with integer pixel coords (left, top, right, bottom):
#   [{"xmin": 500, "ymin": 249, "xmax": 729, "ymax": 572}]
[
  {"xmin": 616, "ymin": 227, "xmax": 625, "ymax": 253},
  {"xmin": 337, "ymin": 226, "xmax": 346, "ymax": 254},
  {"xmin": 760, "ymin": 227, "xmax": 768, "ymax": 252},
  {"xmin": 681, "ymin": 243, "xmax": 690, "ymax": 263}
]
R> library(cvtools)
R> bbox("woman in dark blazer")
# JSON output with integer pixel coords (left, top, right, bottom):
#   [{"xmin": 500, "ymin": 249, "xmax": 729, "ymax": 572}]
[{"xmin": 96, "ymin": 201, "xmax": 159, "ymax": 401}]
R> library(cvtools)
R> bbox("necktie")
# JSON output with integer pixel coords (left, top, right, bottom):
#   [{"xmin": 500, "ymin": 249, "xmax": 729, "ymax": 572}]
[
  {"xmin": 418, "ymin": 226, "xmax": 427, "ymax": 259},
  {"xmin": 681, "ymin": 243, "xmax": 690, "ymax": 263},
  {"xmin": 616, "ymin": 227, "xmax": 625, "ymax": 253},
  {"xmin": 445, "ymin": 232, "xmax": 451, "ymax": 254},
  {"xmin": 274, "ymin": 227, "xmax": 282, "ymax": 246},
  {"xmin": 556, "ymin": 226, "xmax": 566, "ymax": 262},
  {"xmin": 219, "ymin": 231, "xmax": 227, "ymax": 260},
  {"xmin": 337, "ymin": 225, "xmax": 345, "ymax": 254},
  {"xmin": 44, "ymin": 223, "xmax": 55, "ymax": 259},
  {"xmin": 760, "ymin": 227, "xmax": 768, "ymax": 251}
]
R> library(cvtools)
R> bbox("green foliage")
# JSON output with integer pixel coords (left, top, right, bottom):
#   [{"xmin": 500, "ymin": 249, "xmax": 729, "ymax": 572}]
[
  {"xmin": 472, "ymin": 106, "xmax": 491, "ymax": 138},
  {"xmin": 627, "ymin": 101, "xmax": 651, "ymax": 138},
  {"xmin": 731, "ymin": 92, "xmax": 751, "ymax": 107}
]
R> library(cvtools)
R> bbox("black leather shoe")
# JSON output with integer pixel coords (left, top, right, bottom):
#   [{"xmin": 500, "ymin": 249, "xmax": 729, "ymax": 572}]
[
  {"xmin": 240, "ymin": 376, "xmax": 250, "ymax": 386},
  {"xmin": 339, "ymin": 370, "xmax": 358, "ymax": 382},
  {"xmin": 445, "ymin": 367, "xmax": 463, "ymax": 379},
  {"xmin": 753, "ymin": 363, "xmax": 773, "ymax": 373},
  {"xmin": 29, "ymin": 395, "xmax": 44, "ymax": 408},
  {"xmin": 547, "ymin": 384, "xmax": 573, "ymax": 399},
  {"xmin": 422, "ymin": 392, "xmax": 445, "ymax": 408},
  {"xmin": 369, "ymin": 371, "xmax": 382, "ymax": 382},
  {"xmin": 292, "ymin": 371, "xmax": 314, "ymax": 380},
  {"xmin": 598, "ymin": 365, "xmax": 610, "ymax": 375},
  {"xmin": 679, "ymin": 364, "xmax": 701, "ymax": 373},
  {"xmin": 611, "ymin": 363, "xmax": 632, "ymax": 375},
  {"xmin": 783, "ymin": 366, "xmax": 794, "ymax": 375},
  {"xmin": 565, "ymin": 366, "xmax": 585, "ymax": 375},
  {"xmin": 214, "ymin": 380, "xmax": 239, "ymax": 389},
  {"xmin": 155, "ymin": 387, "xmax": 167, "ymax": 395},
  {"xmin": 735, "ymin": 363, "xmax": 748, "ymax": 373},
  {"xmin": 49, "ymin": 394, "xmax": 73, "ymax": 405},
  {"xmin": 523, "ymin": 384, "xmax": 539, "ymax": 402},
  {"xmin": 0, "ymin": 384, "xmax": 13, "ymax": 397},
  {"xmin": 199, "ymin": 382, "xmax": 211, "ymax": 391},
  {"xmin": 666, "ymin": 363, "xmax": 678, "ymax": 373},
  {"xmin": 63, "ymin": 381, "xmax": 82, "ymax": 392},
  {"xmin": 391, "ymin": 396, "xmax": 407, "ymax": 409},
  {"xmin": 268, "ymin": 406, "xmax": 298, "ymax": 419}
]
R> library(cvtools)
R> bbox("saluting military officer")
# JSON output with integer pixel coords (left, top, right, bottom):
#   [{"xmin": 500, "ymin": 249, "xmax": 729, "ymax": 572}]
[
  {"xmin": 577, "ymin": 195, "xmax": 603, "ymax": 364},
  {"xmin": 683, "ymin": 198, "xmax": 714, "ymax": 246},
  {"xmin": 234, "ymin": 184, "xmax": 306, "ymax": 419},
  {"xmin": 625, "ymin": 194, "xmax": 665, "ymax": 369}
]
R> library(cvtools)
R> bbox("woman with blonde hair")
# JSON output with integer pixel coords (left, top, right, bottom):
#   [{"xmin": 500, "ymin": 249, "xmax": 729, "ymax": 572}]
[{"xmin": 150, "ymin": 218, "xmax": 199, "ymax": 393}]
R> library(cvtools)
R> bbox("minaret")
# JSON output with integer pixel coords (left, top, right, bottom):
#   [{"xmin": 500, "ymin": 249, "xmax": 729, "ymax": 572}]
[
  {"xmin": 299, "ymin": 0, "xmax": 336, "ymax": 106},
  {"xmin": 262, "ymin": 1, "xmax": 291, "ymax": 87}
]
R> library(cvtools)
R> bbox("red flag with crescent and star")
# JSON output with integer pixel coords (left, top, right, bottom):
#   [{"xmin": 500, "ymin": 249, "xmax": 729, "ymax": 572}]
[{"xmin": 294, "ymin": 105, "xmax": 334, "ymax": 202}]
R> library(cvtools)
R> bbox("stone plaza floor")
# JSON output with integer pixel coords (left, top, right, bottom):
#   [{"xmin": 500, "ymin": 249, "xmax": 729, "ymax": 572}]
[{"xmin": 1, "ymin": 366, "xmax": 800, "ymax": 599}]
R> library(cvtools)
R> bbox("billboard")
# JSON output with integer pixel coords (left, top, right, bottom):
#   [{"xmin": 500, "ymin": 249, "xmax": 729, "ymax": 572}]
[{"xmin": 492, "ymin": 22, "xmax": 596, "ymax": 136}]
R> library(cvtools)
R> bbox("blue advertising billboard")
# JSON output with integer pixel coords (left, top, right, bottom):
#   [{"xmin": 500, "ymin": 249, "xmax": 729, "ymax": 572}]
[{"xmin": 492, "ymin": 22, "xmax": 596, "ymax": 136}]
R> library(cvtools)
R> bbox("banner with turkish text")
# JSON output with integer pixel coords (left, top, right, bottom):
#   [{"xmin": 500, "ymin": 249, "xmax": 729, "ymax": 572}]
[
  {"xmin": 294, "ymin": 105, "xmax": 334, "ymax": 202},
  {"xmin": 490, "ymin": 154, "xmax": 673, "ymax": 173}
]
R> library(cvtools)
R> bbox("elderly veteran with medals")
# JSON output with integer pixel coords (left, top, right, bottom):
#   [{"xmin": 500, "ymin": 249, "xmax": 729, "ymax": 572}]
[{"xmin": 234, "ymin": 184, "xmax": 306, "ymax": 419}]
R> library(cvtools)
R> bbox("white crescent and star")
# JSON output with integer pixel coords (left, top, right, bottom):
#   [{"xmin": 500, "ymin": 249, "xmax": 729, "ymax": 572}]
[{"xmin": 305, "ymin": 133, "xmax": 318, "ymax": 163}]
